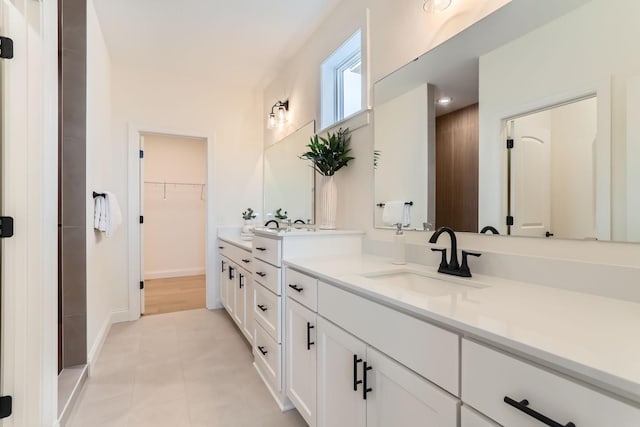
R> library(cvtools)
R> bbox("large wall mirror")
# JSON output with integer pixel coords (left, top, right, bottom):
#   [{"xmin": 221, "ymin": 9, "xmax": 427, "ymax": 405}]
[
  {"xmin": 264, "ymin": 121, "xmax": 316, "ymax": 224},
  {"xmin": 373, "ymin": 0, "xmax": 640, "ymax": 243}
]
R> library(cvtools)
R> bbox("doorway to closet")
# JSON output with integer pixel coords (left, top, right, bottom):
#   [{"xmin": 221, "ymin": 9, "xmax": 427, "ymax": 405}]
[{"xmin": 140, "ymin": 133, "xmax": 207, "ymax": 315}]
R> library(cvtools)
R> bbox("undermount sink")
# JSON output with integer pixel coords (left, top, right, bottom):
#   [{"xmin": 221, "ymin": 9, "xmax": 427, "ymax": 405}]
[{"xmin": 361, "ymin": 270, "xmax": 488, "ymax": 296}]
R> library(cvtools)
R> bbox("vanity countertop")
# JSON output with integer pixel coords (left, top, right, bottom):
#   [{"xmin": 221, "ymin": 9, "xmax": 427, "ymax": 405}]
[
  {"xmin": 218, "ymin": 232, "xmax": 252, "ymax": 251},
  {"xmin": 284, "ymin": 254, "xmax": 640, "ymax": 403},
  {"xmin": 253, "ymin": 227, "xmax": 364, "ymax": 239}
]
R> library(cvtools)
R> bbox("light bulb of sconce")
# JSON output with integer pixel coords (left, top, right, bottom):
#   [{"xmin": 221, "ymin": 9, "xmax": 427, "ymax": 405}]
[
  {"xmin": 276, "ymin": 105, "xmax": 288, "ymax": 125},
  {"xmin": 267, "ymin": 112, "xmax": 276, "ymax": 129}
]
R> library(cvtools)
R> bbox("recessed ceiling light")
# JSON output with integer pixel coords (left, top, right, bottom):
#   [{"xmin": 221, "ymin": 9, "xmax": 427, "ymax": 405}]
[
  {"xmin": 423, "ymin": 0, "xmax": 453, "ymax": 13},
  {"xmin": 437, "ymin": 96, "xmax": 452, "ymax": 106}
]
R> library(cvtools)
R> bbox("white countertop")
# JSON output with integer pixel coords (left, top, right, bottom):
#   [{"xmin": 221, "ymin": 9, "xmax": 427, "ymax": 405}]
[
  {"xmin": 218, "ymin": 233, "xmax": 252, "ymax": 250},
  {"xmin": 254, "ymin": 227, "xmax": 364, "ymax": 239},
  {"xmin": 284, "ymin": 254, "xmax": 640, "ymax": 403}
]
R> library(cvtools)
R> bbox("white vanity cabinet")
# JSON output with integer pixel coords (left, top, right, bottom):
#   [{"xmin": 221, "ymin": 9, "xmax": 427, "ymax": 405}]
[
  {"xmin": 251, "ymin": 229, "xmax": 363, "ymax": 411},
  {"xmin": 316, "ymin": 316, "xmax": 459, "ymax": 427},
  {"xmin": 218, "ymin": 238, "xmax": 253, "ymax": 345},
  {"xmin": 462, "ymin": 339, "xmax": 640, "ymax": 427}
]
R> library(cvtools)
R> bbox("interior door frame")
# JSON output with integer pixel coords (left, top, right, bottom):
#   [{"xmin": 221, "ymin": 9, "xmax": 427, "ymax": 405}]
[
  {"xmin": 497, "ymin": 78, "xmax": 611, "ymax": 239},
  {"xmin": 127, "ymin": 124, "xmax": 217, "ymax": 321}
]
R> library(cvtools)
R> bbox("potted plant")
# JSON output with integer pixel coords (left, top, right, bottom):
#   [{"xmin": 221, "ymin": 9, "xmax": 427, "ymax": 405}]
[
  {"xmin": 300, "ymin": 128, "xmax": 354, "ymax": 229},
  {"xmin": 241, "ymin": 208, "xmax": 256, "ymax": 237},
  {"xmin": 274, "ymin": 208, "xmax": 288, "ymax": 221}
]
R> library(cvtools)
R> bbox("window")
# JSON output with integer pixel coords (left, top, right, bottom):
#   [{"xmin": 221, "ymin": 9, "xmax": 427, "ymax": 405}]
[{"xmin": 321, "ymin": 30, "xmax": 363, "ymax": 129}]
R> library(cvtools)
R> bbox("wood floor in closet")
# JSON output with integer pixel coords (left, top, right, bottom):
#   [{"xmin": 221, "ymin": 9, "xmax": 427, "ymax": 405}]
[{"xmin": 144, "ymin": 275, "xmax": 206, "ymax": 315}]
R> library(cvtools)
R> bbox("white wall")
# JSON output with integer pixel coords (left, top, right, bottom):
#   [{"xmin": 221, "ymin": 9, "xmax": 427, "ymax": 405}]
[
  {"xmin": 111, "ymin": 63, "xmax": 263, "ymax": 312},
  {"xmin": 86, "ymin": 0, "xmax": 120, "ymax": 362},
  {"xmin": 143, "ymin": 134, "xmax": 206, "ymax": 279},
  {"xmin": 374, "ymin": 84, "xmax": 432, "ymax": 229},
  {"xmin": 263, "ymin": 0, "xmax": 640, "ymax": 276}
]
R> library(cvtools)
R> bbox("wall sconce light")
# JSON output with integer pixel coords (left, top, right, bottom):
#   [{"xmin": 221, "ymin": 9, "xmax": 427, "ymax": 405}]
[
  {"xmin": 423, "ymin": 0, "xmax": 452, "ymax": 13},
  {"xmin": 267, "ymin": 100, "xmax": 289, "ymax": 129}
]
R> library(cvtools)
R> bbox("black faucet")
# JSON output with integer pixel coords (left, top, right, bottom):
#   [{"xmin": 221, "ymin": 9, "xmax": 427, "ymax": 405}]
[
  {"xmin": 264, "ymin": 219, "xmax": 279, "ymax": 228},
  {"xmin": 429, "ymin": 226, "xmax": 481, "ymax": 278},
  {"xmin": 480, "ymin": 226, "xmax": 499, "ymax": 235},
  {"xmin": 293, "ymin": 219, "xmax": 306, "ymax": 224}
]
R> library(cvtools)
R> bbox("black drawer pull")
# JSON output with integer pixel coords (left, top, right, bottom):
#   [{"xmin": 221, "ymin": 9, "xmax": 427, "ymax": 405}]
[
  {"xmin": 288, "ymin": 284, "xmax": 304, "ymax": 293},
  {"xmin": 255, "ymin": 247, "xmax": 267, "ymax": 251},
  {"xmin": 257, "ymin": 304, "xmax": 268, "ymax": 312},
  {"xmin": 239, "ymin": 275, "xmax": 245, "ymax": 289},
  {"xmin": 228, "ymin": 266, "xmax": 235, "ymax": 280},
  {"xmin": 353, "ymin": 355, "xmax": 363, "ymax": 391},
  {"xmin": 306, "ymin": 322, "xmax": 315, "ymax": 350},
  {"xmin": 258, "ymin": 346, "xmax": 268, "ymax": 356},
  {"xmin": 242, "ymin": 259, "xmax": 251, "ymax": 263},
  {"xmin": 218, "ymin": 246, "xmax": 224, "ymax": 250},
  {"xmin": 504, "ymin": 397, "xmax": 575, "ymax": 427},
  {"xmin": 256, "ymin": 272, "xmax": 267, "ymax": 277},
  {"xmin": 221, "ymin": 260, "xmax": 226, "ymax": 273},
  {"xmin": 363, "ymin": 362, "xmax": 373, "ymax": 400}
]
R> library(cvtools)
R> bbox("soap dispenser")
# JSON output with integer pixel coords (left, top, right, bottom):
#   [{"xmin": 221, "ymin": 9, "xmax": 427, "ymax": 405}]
[{"xmin": 392, "ymin": 223, "xmax": 406, "ymax": 265}]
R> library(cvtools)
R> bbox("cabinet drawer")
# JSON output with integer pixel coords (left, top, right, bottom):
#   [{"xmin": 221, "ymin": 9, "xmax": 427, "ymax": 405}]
[
  {"xmin": 461, "ymin": 406, "xmax": 500, "ymax": 427},
  {"xmin": 254, "ymin": 283, "xmax": 281, "ymax": 342},
  {"xmin": 285, "ymin": 268, "xmax": 318, "ymax": 311},
  {"xmin": 252, "ymin": 236, "xmax": 282, "ymax": 267},
  {"xmin": 255, "ymin": 323, "xmax": 282, "ymax": 392},
  {"xmin": 218, "ymin": 239, "xmax": 251, "ymax": 266},
  {"xmin": 253, "ymin": 257, "xmax": 281, "ymax": 295},
  {"xmin": 461, "ymin": 339, "xmax": 640, "ymax": 427},
  {"xmin": 318, "ymin": 282, "xmax": 459, "ymax": 396}
]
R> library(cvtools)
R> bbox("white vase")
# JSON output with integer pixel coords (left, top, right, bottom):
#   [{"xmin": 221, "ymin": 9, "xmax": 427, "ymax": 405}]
[
  {"xmin": 318, "ymin": 175, "xmax": 337, "ymax": 229},
  {"xmin": 241, "ymin": 219, "xmax": 254, "ymax": 235}
]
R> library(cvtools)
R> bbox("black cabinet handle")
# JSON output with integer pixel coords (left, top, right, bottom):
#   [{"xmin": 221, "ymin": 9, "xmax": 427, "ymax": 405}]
[
  {"xmin": 228, "ymin": 266, "xmax": 235, "ymax": 280},
  {"xmin": 258, "ymin": 346, "xmax": 268, "ymax": 356},
  {"xmin": 363, "ymin": 362, "xmax": 373, "ymax": 400},
  {"xmin": 239, "ymin": 274, "xmax": 245, "ymax": 289},
  {"xmin": 218, "ymin": 246, "xmax": 225, "ymax": 250},
  {"xmin": 257, "ymin": 304, "xmax": 268, "ymax": 312},
  {"xmin": 242, "ymin": 259, "xmax": 251, "ymax": 264},
  {"xmin": 353, "ymin": 355, "xmax": 363, "ymax": 391},
  {"xmin": 288, "ymin": 284, "xmax": 304, "ymax": 293},
  {"xmin": 256, "ymin": 272, "xmax": 267, "ymax": 278},
  {"xmin": 221, "ymin": 260, "xmax": 226, "ymax": 273},
  {"xmin": 504, "ymin": 397, "xmax": 575, "ymax": 427},
  {"xmin": 255, "ymin": 247, "xmax": 267, "ymax": 252},
  {"xmin": 306, "ymin": 322, "xmax": 315, "ymax": 350}
]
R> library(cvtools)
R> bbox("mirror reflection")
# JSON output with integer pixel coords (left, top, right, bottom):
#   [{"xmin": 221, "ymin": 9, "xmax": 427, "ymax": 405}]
[
  {"xmin": 373, "ymin": 0, "xmax": 640, "ymax": 242},
  {"xmin": 264, "ymin": 121, "xmax": 315, "ymax": 224}
]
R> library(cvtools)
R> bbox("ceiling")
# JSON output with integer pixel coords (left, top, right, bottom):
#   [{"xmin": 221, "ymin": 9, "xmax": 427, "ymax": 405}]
[{"xmin": 93, "ymin": 0, "xmax": 343, "ymax": 87}]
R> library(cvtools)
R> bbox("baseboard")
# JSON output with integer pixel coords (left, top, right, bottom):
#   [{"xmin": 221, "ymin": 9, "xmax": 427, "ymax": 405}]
[
  {"xmin": 87, "ymin": 313, "xmax": 113, "ymax": 376},
  {"xmin": 111, "ymin": 309, "xmax": 130, "ymax": 324},
  {"xmin": 144, "ymin": 268, "xmax": 205, "ymax": 280},
  {"xmin": 57, "ymin": 365, "xmax": 88, "ymax": 427}
]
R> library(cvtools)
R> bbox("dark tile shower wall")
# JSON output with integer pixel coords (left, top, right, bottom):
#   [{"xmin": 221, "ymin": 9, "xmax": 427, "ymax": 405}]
[{"xmin": 59, "ymin": 0, "xmax": 87, "ymax": 368}]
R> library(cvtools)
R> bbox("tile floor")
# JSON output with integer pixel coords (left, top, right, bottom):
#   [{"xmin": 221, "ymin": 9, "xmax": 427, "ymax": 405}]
[{"xmin": 66, "ymin": 309, "xmax": 306, "ymax": 427}]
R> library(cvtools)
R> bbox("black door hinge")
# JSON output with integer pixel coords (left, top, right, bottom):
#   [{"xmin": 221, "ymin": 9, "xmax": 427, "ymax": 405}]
[
  {"xmin": 0, "ymin": 217, "xmax": 14, "ymax": 238},
  {"xmin": 0, "ymin": 395, "xmax": 12, "ymax": 419},
  {"xmin": 139, "ymin": 215, "xmax": 144, "ymax": 224},
  {"xmin": 506, "ymin": 138, "xmax": 514, "ymax": 149},
  {"xmin": 140, "ymin": 281, "xmax": 144, "ymax": 290},
  {"xmin": 506, "ymin": 215, "xmax": 514, "ymax": 226},
  {"xmin": 139, "ymin": 150, "xmax": 144, "ymax": 159},
  {"xmin": 0, "ymin": 37, "xmax": 14, "ymax": 59}
]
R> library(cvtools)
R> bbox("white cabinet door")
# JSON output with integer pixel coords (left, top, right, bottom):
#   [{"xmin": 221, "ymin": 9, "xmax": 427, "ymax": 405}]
[
  {"xmin": 219, "ymin": 258, "xmax": 227, "ymax": 306},
  {"xmin": 225, "ymin": 263, "xmax": 237, "ymax": 317},
  {"xmin": 366, "ymin": 347, "xmax": 459, "ymax": 427},
  {"xmin": 242, "ymin": 275, "xmax": 254, "ymax": 344},
  {"xmin": 317, "ymin": 317, "xmax": 366, "ymax": 427},
  {"xmin": 234, "ymin": 269, "xmax": 247, "ymax": 330},
  {"xmin": 286, "ymin": 299, "xmax": 317, "ymax": 427}
]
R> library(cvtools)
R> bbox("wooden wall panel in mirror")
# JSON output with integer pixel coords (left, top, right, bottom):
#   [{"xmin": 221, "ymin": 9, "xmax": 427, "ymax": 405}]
[
  {"xmin": 373, "ymin": 0, "xmax": 640, "ymax": 243},
  {"xmin": 264, "ymin": 121, "xmax": 315, "ymax": 225}
]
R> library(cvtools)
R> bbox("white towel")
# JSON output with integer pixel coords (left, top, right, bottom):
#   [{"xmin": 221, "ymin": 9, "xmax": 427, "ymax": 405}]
[
  {"xmin": 104, "ymin": 191, "xmax": 122, "ymax": 237},
  {"xmin": 94, "ymin": 196, "xmax": 104, "ymax": 230},
  {"xmin": 382, "ymin": 201, "xmax": 410, "ymax": 226}
]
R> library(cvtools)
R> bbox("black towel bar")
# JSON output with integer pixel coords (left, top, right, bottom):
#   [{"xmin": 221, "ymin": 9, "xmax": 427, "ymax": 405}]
[
  {"xmin": 93, "ymin": 192, "xmax": 106, "ymax": 198},
  {"xmin": 376, "ymin": 201, "xmax": 413, "ymax": 207}
]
